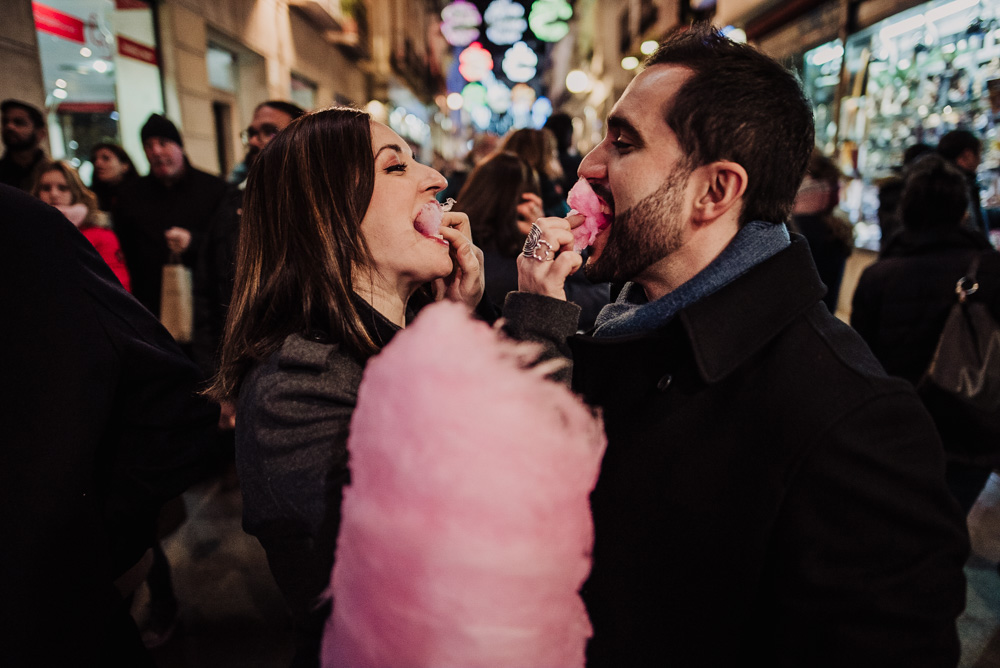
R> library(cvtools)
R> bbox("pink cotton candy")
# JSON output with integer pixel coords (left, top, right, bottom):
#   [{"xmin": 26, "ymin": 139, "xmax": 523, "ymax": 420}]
[
  {"xmin": 567, "ymin": 178, "xmax": 611, "ymax": 252},
  {"xmin": 414, "ymin": 200, "xmax": 443, "ymax": 236},
  {"xmin": 323, "ymin": 301, "xmax": 605, "ymax": 668}
]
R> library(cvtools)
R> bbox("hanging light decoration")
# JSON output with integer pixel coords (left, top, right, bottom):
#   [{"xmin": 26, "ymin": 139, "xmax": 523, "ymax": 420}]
[{"xmin": 441, "ymin": 0, "xmax": 483, "ymax": 47}]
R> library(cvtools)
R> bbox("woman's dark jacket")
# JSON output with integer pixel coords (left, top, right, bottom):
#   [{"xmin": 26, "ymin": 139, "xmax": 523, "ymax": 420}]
[{"xmin": 851, "ymin": 226, "xmax": 1000, "ymax": 452}]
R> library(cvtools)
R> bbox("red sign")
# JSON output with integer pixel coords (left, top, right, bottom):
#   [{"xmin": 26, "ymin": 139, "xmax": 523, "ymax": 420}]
[
  {"xmin": 118, "ymin": 35, "xmax": 159, "ymax": 66},
  {"xmin": 33, "ymin": 3, "xmax": 85, "ymax": 44}
]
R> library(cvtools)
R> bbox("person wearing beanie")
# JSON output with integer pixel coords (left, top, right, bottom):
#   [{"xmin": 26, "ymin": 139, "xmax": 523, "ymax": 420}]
[
  {"xmin": 0, "ymin": 99, "xmax": 47, "ymax": 191},
  {"xmin": 112, "ymin": 113, "xmax": 230, "ymax": 327}
]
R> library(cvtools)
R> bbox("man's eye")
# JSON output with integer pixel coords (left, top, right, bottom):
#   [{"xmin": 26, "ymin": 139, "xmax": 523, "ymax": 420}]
[{"xmin": 612, "ymin": 140, "xmax": 633, "ymax": 151}]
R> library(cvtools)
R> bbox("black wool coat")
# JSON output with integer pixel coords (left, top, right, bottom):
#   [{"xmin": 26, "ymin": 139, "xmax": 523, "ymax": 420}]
[
  {"xmin": 113, "ymin": 162, "xmax": 230, "ymax": 316},
  {"xmin": 0, "ymin": 186, "xmax": 219, "ymax": 664},
  {"xmin": 503, "ymin": 235, "xmax": 969, "ymax": 668}
]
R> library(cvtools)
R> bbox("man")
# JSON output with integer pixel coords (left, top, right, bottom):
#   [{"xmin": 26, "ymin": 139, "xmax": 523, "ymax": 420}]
[
  {"xmin": 0, "ymin": 185, "xmax": 218, "ymax": 664},
  {"xmin": 505, "ymin": 25, "xmax": 969, "ymax": 666},
  {"xmin": 193, "ymin": 101, "xmax": 303, "ymax": 421},
  {"xmin": 0, "ymin": 99, "xmax": 47, "ymax": 190},
  {"xmin": 113, "ymin": 113, "xmax": 229, "ymax": 321},
  {"xmin": 227, "ymin": 100, "xmax": 305, "ymax": 186},
  {"xmin": 938, "ymin": 129, "xmax": 990, "ymax": 239}
]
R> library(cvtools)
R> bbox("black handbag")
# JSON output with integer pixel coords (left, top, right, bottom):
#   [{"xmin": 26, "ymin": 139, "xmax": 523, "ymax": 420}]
[{"xmin": 918, "ymin": 252, "xmax": 1000, "ymax": 455}]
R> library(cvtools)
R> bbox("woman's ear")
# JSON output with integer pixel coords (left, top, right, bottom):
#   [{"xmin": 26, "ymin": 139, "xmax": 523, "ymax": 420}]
[{"xmin": 690, "ymin": 160, "xmax": 747, "ymax": 224}]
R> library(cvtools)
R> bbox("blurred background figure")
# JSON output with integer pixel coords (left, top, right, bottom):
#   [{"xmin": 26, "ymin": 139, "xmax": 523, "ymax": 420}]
[
  {"xmin": 1, "ymin": 184, "xmax": 218, "ymax": 665},
  {"xmin": 0, "ymin": 99, "xmax": 46, "ymax": 191},
  {"xmin": 938, "ymin": 129, "xmax": 991, "ymax": 240},
  {"xmin": 31, "ymin": 159, "xmax": 131, "ymax": 292},
  {"xmin": 544, "ymin": 112, "xmax": 582, "ymax": 192},
  {"xmin": 851, "ymin": 153, "xmax": 1000, "ymax": 515},
  {"xmin": 437, "ymin": 131, "xmax": 501, "ymax": 203},
  {"xmin": 789, "ymin": 149, "xmax": 854, "ymax": 314},
  {"xmin": 454, "ymin": 151, "xmax": 609, "ymax": 330},
  {"xmin": 876, "ymin": 142, "xmax": 933, "ymax": 252},
  {"xmin": 113, "ymin": 113, "xmax": 229, "ymax": 323},
  {"xmin": 90, "ymin": 142, "xmax": 138, "ymax": 213},
  {"xmin": 229, "ymin": 100, "xmax": 306, "ymax": 187},
  {"xmin": 501, "ymin": 128, "xmax": 569, "ymax": 217}
]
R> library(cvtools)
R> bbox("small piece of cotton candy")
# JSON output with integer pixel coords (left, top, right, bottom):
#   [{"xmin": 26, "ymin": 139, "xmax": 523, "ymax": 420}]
[
  {"xmin": 567, "ymin": 178, "xmax": 611, "ymax": 252},
  {"xmin": 415, "ymin": 201, "xmax": 444, "ymax": 236}
]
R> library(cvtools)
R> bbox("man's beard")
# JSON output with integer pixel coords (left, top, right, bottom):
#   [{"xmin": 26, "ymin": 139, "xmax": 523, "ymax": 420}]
[
  {"xmin": 584, "ymin": 168, "xmax": 689, "ymax": 284},
  {"xmin": 2, "ymin": 131, "xmax": 36, "ymax": 152}
]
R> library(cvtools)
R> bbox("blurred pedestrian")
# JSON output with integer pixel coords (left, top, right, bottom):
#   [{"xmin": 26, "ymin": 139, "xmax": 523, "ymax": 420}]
[
  {"xmin": 545, "ymin": 112, "xmax": 582, "ymax": 191},
  {"xmin": 852, "ymin": 153, "xmax": 1000, "ymax": 514},
  {"xmin": 501, "ymin": 127, "xmax": 569, "ymax": 217},
  {"xmin": 0, "ymin": 99, "xmax": 46, "ymax": 191},
  {"xmin": 437, "ymin": 131, "xmax": 501, "ymax": 203},
  {"xmin": 113, "ymin": 114, "xmax": 229, "ymax": 322},
  {"xmin": 877, "ymin": 142, "xmax": 933, "ymax": 251},
  {"xmin": 455, "ymin": 151, "xmax": 609, "ymax": 329},
  {"xmin": 31, "ymin": 158, "xmax": 131, "ymax": 291},
  {"xmin": 939, "ymin": 129, "xmax": 990, "ymax": 239},
  {"xmin": 789, "ymin": 149, "xmax": 853, "ymax": 313},
  {"xmin": 0, "ymin": 184, "xmax": 218, "ymax": 665},
  {"xmin": 89, "ymin": 142, "xmax": 138, "ymax": 212}
]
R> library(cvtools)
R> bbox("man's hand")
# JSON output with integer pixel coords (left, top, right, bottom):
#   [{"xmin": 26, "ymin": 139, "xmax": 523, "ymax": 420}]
[
  {"xmin": 164, "ymin": 227, "xmax": 192, "ymax": 255},
  {"xmin": 517, "ymin": 213, "xmax": 584, "ymax": 300}
]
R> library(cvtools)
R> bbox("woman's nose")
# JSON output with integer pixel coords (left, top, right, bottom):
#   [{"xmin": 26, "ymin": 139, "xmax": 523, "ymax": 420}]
[{"xmin": 425, "ymin": 165, "xmax": 448, "ymax": 193}]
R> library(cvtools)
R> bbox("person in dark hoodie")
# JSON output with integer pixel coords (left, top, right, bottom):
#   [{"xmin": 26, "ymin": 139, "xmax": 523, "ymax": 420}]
[{"xmin": 113, "ymin": 114, "xmax": 230, "ymax": 320}]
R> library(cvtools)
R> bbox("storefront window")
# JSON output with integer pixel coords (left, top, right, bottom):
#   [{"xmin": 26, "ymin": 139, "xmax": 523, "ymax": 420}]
[
  {"xmin": 801, "ymin": 0, "xmax": 1000, "ymax": 246},
  {"xmin": 33, "ymin": 0, "xmax": 165, "ymax": 179}
]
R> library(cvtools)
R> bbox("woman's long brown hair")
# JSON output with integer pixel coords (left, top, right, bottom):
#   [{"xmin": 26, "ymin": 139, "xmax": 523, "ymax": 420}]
[
  {"xmin": 208, "ymin": 107, "xmax": 378, "ymax": 401},
  {"xmin": 454, "ymin": 152, "xmax": 539, "ymax": 257}
]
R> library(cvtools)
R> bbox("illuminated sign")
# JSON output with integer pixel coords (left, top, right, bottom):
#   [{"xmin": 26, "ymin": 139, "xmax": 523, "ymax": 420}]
[
  {"xmin": 484, "ymin": 0, "xmax": 527, "ymax": 45},
  {"xmin": 502, "ymin": 41, "xmax": 537, "ymax": 83},
  {"xmin": 528, "ymin": 0, "xmax": 572, "ymax": 43},
  {"xmin": 458, "ymin": 42, "xmax": 493, "ymax": 82},
  {"xmin": 441, "ymin": 0, "xmax": 482, "ymax": 47}
]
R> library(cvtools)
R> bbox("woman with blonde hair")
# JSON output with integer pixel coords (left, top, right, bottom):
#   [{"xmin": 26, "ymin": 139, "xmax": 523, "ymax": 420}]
[
  {"xmin": 31, "ymin": 159, "xmax": 131, "ymax": 291},
  {"xmin": 208, "ymin": 106, "xmax": 483, "ymax": 665}
]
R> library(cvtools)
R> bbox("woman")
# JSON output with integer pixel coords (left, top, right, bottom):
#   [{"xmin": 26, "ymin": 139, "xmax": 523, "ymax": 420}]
[
  {"xmin": 456, "ymin": 151, "xmax": 609, "ymax": 328},
  {"xmin": 208, "ymin": 107, "xmax": 483, "ymax": 666},
  {"xmin": 455, "ymin": 151, "xmax": 541, "ymax": 309},
  {"xmin": 852, "ymin": 153, "xmax": 1000, "ymax": 514},
  {"xmin": 501, "ymin": 128, "xmax": 569, "ymax": 217},
  {"xmin": 89, "ymin": 142, "xmax": 137, "ymax": 212},
  {"xmin": 32, "ymin": 159, "xmax": 131, "ymax": 291}
]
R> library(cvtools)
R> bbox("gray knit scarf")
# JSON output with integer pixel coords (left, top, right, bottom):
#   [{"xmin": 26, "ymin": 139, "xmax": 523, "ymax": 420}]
[{"xmin": 592, "ymin": 220, "xmax": 789, "ymax": 338}]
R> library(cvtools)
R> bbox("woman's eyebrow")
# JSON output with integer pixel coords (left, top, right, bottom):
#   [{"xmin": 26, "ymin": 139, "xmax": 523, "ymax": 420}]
[{"xmin": 374, "ymin": 144, "xmax": 405, "ymax": 160}]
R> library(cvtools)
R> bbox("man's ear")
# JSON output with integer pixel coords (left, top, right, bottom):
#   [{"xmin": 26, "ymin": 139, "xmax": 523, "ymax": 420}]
[{"xmin": 690, "ymin": 160, "xmax": 747, "ymax": 224}]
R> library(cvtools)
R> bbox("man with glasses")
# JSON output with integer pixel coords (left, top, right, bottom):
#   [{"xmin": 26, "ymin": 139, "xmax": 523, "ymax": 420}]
[
  {"xmin": 229, "ymin": 100, "xmax": 305, "ymax": 187},
  {"xmin": 194, "ymin": 101, "xmax": 303, "ymax": 427}
]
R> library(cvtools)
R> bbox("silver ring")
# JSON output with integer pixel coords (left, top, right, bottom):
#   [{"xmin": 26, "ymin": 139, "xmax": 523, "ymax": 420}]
[{"xmin": 522, "ymin": 223, "xmax": 555, "ymax": 261}]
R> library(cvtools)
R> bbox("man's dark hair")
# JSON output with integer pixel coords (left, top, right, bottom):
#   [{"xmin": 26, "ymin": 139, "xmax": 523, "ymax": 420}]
[
  {"xmin": 644, "ymin": 23, "xmax": 815, "ymax": 225},
  {"xmin": 900, "ymin": 153, "xmax": 969, "ymax": 231},
  {"xmin": 256, "ymin": 100, "xmax": 306, "ymax": 120},
  {"xmin": 1, "ymin": 99, "xmax": 44, "ymax": 129},
  {"xmin": 902, "ymin": 142, "xmax": 933, "ymax": 166},
  {"xmin": 937, "ymin": 130, "xmax": 981, "ymax": 163}
]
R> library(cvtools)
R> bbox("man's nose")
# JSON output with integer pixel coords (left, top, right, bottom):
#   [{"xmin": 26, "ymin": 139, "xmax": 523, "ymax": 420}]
[{"xmin": 578, "ymin": 145, "xmax": 607, "ymax": 182}]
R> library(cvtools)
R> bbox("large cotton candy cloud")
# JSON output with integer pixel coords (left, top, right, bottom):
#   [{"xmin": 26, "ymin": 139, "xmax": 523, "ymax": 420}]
[{"xmin": 323, "ymin": 301, "xmax": 605, "ymax": 667}]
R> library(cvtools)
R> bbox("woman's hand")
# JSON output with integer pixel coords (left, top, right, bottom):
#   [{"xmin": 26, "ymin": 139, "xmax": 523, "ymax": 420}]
[
  {"xmin": 516, "ymin": 192, "xmax": 544, "ymax": 233},
  {"xmin": 516, "ymin": 213, "xmax": 584, "ymax": 301},
  {"xmin": 435, "ymin": 211, "xmax": 485, "ymax": 309}
]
